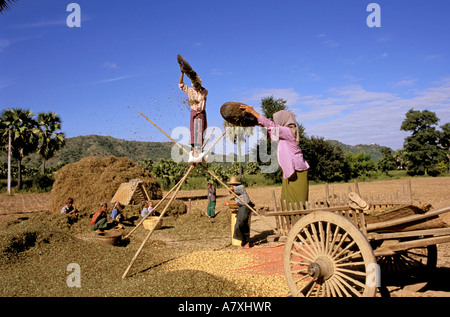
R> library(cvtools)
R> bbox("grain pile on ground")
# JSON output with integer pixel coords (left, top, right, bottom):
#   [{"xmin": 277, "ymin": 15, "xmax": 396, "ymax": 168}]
[
  {"xmin": 160, "ymin": 250, "xmax": 289, "ymax": 296},
  {"xmin": 49, "ymin": 156, "xmax": 162, "ymax": 214},
  {"xmin": 0, "ymin": 207, "xmax": 284, "ymax": 296}
]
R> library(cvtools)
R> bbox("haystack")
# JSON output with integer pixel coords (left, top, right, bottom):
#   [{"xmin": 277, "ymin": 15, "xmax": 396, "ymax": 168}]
[
  {"xmin": 49, "ymin": 156, "xmax": 162, "ymax": 214},
  {"xmin": 110, "ymin": 179, "xmax": 151, "ymax": 206}
]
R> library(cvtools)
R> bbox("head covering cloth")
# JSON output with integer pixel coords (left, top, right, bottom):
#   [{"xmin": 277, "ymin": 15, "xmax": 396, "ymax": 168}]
[{"xmin": 273, "ymin": 110, "xmax": 300, "ymax": 143}]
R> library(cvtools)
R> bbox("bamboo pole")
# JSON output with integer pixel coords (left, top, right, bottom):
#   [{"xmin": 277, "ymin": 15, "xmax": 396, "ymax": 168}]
[
  {"xmin": 124, "ymin": 173, "xmax": 191, "ymax": 239},
  {"xmin": 202, "ymin": 128, "xmax": 215, "ymax": 150},
  {"xmin": 201, "ymin": 165, "xmax": 279, "ymax": 234},
  {"xmin": 122, "ymin": 164, "xmax": 195, "ymax": 279},
  {"xmin": 139, "ymin": 111, "xmax": 190, "ymax": 156}
]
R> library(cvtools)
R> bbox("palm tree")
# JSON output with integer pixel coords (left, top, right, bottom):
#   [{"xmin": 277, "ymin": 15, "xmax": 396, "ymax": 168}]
[
  {"xmin": 0, "ymin": 108, "xmax": 39, "ymax": 189},
  {"xmin": 0, "ymin": 0, "xmax": 17, "ymax": 13},
  {"xmin": 36, "ymin": 112, "xmax": 66, "ymax": 173},
  {"xmin": 223, "ymin": 121, "xmax": 254, "ymax": 179}
]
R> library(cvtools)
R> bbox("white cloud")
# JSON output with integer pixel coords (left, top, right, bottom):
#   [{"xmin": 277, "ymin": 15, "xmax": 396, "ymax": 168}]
[
  {"xmin": 288, "ymin": 80, "xmax": 450, "ymax": 149},
  {"xmin": 0, "ymin": 39, "xmax": 11, "ymax": 52},
  {"xmin": 422, "ymin": 54, "xmax": 443, "ymax": 61},
  {"xmin": 390, "ymin": 77, "xmax": 417, "ymax": 88},
  {"xmin": 103, "ymin": 62, "xmax": 119, "ymax": 69},
  {"xmin": 89, "ymin": 75, "xmax": 137, "ymax": 85},
  {"xmin": 210, "ymin": 68, "xmax": 232, "ymax": 76},
  {"xmin": 11, "ymin": 19, "xmax": 67, "ymax": 29},
  {"xmin": 322, "ymin": 39, "xmax": 339, "ymax": 48}
]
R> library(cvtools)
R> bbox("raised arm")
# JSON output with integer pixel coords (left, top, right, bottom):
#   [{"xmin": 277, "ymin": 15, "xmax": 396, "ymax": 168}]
[
  {"xmin": 239, "ymin": 105, "xmax": 260, "ymax": 119},
  {"xmin": 179, "ymin": 72, "xmax": 184, "ymax": 85}
]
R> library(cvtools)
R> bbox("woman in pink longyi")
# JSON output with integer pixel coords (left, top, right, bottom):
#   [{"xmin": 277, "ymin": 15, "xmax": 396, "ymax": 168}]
[{"xmin": 240, "ymin": 105, "xmax": 310, "ymax": 207}]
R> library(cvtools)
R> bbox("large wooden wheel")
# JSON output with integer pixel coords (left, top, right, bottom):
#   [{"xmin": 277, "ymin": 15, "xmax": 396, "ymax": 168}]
[{"xmin": 283, "ymin": 211, "xmax": 379, "ymax": 297}]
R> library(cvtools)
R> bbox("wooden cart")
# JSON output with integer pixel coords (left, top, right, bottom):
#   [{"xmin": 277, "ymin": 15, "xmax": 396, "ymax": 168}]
[{"xmin": 265, "ymin": 181, "xmax": 450, "ymax": 297}]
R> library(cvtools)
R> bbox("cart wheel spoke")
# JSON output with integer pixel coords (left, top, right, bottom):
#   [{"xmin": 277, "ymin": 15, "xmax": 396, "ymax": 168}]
[{"xmin": 283, "ymin": 211, "xmax": 378, "ymax": 297}]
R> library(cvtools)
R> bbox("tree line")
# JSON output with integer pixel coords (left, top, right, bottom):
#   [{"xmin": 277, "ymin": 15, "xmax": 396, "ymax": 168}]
[
  {"xmin": 1, "ymin": 100, "xmax": 449, "ymax": 192},
  {"xmin": 136, "ymin": 97, "xmax": 449, "ymax": 189},
  {"xmin": 257, "ymin": 97, "xmax": 449, "ymax": 181},
  {"xmin": 0, "ymin": 108, "xmax": 65, "ymax": 190}
]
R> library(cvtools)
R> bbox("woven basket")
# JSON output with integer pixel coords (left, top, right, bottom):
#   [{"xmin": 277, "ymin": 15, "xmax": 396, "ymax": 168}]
[
  {"xmin": 143, "ymin": 217, "xmax": 163, "ymax": 230},
  {"xmin": 96, "ymin": 229, "xmax": 123, "ymax": 246}
]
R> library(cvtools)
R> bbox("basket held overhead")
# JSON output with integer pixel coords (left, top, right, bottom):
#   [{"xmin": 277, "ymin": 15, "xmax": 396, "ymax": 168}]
[
  {"xmin": 220, "ymin": 101, "xmax": 258, "ymax": 127},
  {"xmin": 177, "ymin": 54, "xmax": 203, "ymax": 90}
]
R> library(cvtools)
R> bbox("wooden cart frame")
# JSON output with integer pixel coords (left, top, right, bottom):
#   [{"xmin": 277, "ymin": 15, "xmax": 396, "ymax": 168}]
[{"xmin": 266, "ymin": 180, "xmax": 450, "ymax": 297}]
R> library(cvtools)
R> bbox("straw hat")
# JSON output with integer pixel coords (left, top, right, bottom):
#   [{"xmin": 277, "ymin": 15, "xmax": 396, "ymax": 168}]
[{"xmin": 227, "ymin": 176, "xmax": 241, "ymax": 185}]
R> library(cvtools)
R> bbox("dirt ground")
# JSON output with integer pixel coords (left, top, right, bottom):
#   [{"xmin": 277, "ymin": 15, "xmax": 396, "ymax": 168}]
[{"xmin": 1, "ymin": 176, "xmax": 449, "ymax": 297}]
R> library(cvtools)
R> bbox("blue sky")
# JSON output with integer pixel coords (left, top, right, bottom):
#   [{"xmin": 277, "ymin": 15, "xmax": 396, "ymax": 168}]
[{"xmin": 1, "ymin": 0, "xmax": 449, "ymax": 152}]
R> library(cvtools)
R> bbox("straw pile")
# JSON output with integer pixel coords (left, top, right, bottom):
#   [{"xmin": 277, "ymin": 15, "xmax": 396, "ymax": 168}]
[{"xmin": 49, "ymin": 156, "xmax": 162, "ymax": 214}]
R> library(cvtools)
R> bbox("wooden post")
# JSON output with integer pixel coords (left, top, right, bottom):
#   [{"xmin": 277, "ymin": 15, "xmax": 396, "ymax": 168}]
[
  {"xmin": 141, "ymin": 183, "xmax": 151, "ymax": 201},
  {"xmin": 408, "ymin": 179, "xmax": 413, "ymax": 203},
  {"xmin": 354, "ymin": 179, "xmax": 360, "ymax": 195},
  {"xmin": 272, "ymin": 190, "xmax": 278, "ymax": 212}
]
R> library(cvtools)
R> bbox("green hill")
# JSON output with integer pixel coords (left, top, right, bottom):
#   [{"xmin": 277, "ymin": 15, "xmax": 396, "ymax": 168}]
[
  {"xmin": 21, "ymin": 135, "xmax": 176, "ymax": 169},
  {"xmin": 327, "ymin": 140, "xmax": 383, "ymax": 162},
  {"xmin": 4, "ymin": 135, "xmax": 384, "ymax": 171}
]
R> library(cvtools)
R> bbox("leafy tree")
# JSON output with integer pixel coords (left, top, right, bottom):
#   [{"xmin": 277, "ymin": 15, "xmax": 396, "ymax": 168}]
[
  {"xmin": 207, "ymin": 163, "xmax": 228, "ymax": 187},
  {"xmin": 306, "ymin": 136, "xmax": 350, "ymax": 182},
  {"xmin": 151, "ymin": 159, "xmax": 189, "ymax": 189},
  {"xmin": 244, "ymin": 162, "xmax": 260, "ymax": 175},
  {"xmin": 439, "ymin": 123, "xmax": 450, "ymax": 173},
  {"xmin": 377, "ymin": 146, "xmax": 397, "ymax": 175},
  {"xmin": 260, "ymin": 96, "xmax": 288, "ymax": 120},
  {"xmin": 393, "ymin": 149, "xmax": 407, "ymax": 170},
  {"xmin": 0, "ymin": 108, "xmax": 39, "ymax": 189},
  {"xmin": 138, "ymin": 158, "xmax": 154, "ymax": 172},
  {"xmin": 345, "ymin": 152, "xmax": 376, "ymax": 179},
  {"xmin": 36, "ymin": 112, "xmax": 66, "ymax": 173},
  {"xmin": 400, "ymin": 109, "xmax": 448, "ymax": 176}
]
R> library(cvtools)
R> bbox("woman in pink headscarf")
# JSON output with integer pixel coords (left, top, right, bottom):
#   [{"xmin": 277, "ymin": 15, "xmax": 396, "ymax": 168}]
[{"xmin": 240, "ymin": 105, "xmax": 309, "ymax": 207}]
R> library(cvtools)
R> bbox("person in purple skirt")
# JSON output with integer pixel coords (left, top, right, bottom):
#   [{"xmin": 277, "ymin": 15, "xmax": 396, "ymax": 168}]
[{"xmin": 179, "ymin": 71, "xmax": 208, "ymax": 156}]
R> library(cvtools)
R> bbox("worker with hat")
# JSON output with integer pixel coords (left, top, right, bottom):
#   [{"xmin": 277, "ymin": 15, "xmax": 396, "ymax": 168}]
[{"xmin": 223, "ymin": 176, "xmax": 253, "ymax": 248}]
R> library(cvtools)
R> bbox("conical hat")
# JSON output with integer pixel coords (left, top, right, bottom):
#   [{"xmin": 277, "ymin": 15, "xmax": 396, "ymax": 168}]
[{"xmin": 227, "ymin": 176, "xmax": 241, "ymax": 185}]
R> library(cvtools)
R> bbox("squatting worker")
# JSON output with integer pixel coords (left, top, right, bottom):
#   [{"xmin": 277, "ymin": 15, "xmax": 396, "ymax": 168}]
[
  {"xmin": 91, "ymin": 202, "xmax": 108, "ymax": 232},
  {"xmin": 60, "ymin": 197, "xmax": 80, "ymax": 216},
  {"xmin": 179, "ymin": 71, "xmax": 208, "ymax": 156},
  {"xmin": 240, "ymin": 105, "xmax": 310, "ymax": 207},
  {"xmin": 223, "ymin": 176, "xmax": 252, "ymax": 248}
]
